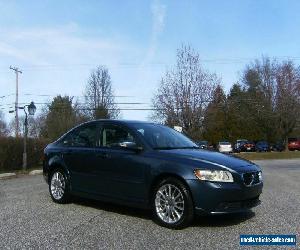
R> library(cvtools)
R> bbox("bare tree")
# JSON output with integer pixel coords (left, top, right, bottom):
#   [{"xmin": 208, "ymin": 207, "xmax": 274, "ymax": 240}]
[
  {"xmin": 241, "ymin": 57, "xmax": 278, "ymax": 141},
  {"xmin": 152, "ymin": 45, "xmax": 219, "ymax": 138},
  {"xmin": 275, "ymin": 61, "xmax": 300, "ymax": 143},
  {"xmin": 236, "ymin": 57, "xmax": 300, "ymax": 143},
  {"xmin": 0, "ymin": 111, "xmax": 9, "ymax": 137},
  {"xmin": 84, "ymin": 66, "xmax": 120, "ymax": 119}
]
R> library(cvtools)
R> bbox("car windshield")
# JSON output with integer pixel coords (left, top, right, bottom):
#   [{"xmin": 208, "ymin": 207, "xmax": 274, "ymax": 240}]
[
  {"xmin": 220, "ymin": 142, "xmax": 231, "ymax": 145},
  {"xmin": 258, "ymin": 141, "xmax": 268, "ymax": 145},
  {"xmin": 197, "ymin": 141, "xmax": 208, "ymax": 145},
  {"xmin": 130, "ymin": 123, "xmax": 198, "ymax": 149}
]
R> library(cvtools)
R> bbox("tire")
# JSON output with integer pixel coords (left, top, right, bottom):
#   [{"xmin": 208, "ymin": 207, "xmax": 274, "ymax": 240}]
[
  {"xmin": 152, "ymin": 177, "xmax": 194, "ymax": 229},
  {"xmin": 49, "ymin": 169, "xmax": 71, "ymax": 204}
]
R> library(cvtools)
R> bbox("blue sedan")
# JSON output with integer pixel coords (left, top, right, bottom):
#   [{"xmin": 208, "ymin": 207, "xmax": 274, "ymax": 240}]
[{"xmin": 43, "ymin": 120, "xmax": 263, "ymax": 229}]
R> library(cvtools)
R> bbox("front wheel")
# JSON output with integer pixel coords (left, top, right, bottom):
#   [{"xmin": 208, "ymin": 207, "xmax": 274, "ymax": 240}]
[
  {"xmin": 152, "ymin": 178, "xmax": 194, "ymax": 229},
  {"xmin": 49, "ymin": 169, "xmax": 70, "ymax": 204}
]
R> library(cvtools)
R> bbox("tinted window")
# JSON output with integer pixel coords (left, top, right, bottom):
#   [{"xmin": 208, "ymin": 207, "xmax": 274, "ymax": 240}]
[
  {"xmin": 101, "ymin": 125, "xmax": 136, "ymax": 148},
  {"xmin": 220, "ymin": 142, "xmax": 231, "ymax": 145},
  {"xmin": 130, "ymin": 123, "xmax": 198, "ymax": 149},
  {"xmin": 62, "ymin": 124, "xmax": 98, "ymax": 147}
]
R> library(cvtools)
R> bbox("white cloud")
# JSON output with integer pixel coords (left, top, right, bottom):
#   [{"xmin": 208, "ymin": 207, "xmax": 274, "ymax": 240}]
[
  {"xmin": 0, "ymin": 23, "xmax": 131, "ymax": 67},
  {"xmin": 147, "ymin": 0, "xmax": 167, "ymax": 60},
  {"xmin": 152, "ymin": 0, "xmax": 166, "ymax": 37}
]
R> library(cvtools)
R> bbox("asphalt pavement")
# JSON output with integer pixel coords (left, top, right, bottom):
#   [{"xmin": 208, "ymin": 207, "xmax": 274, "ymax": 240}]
[{"xmin": 0, "ymin": 159, "xmax": 299, "ymax": 249}]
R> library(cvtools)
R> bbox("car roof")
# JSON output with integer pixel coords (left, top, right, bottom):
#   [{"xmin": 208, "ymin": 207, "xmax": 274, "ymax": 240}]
[{"xmin": 84, "ymin": 119, "xmax": 157, "ymax": 126}]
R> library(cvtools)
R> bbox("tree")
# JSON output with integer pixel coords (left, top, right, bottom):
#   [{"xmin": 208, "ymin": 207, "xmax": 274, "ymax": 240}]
[
  {"xmin": 0, "ymin": 111, "xmax": 9, "ymax": 137},
  {"xmin": 236, "ymin": 57, "xmax": 300, "ymax": 143},
  {"xmin": 241, "ymin": 57, "xmax": 277, "ymax": 141},
  {"xmin": 275, "ymin": 60, "xmax": 300, "ymax": 143},
  {"xmin": 202, "ymin": 85, "xmax": 227, "ymax": 145},
  {"xmin": 40, "ymin": 95, "xmax": 82, "ymax": 140},
  {"xmin": 152, "ymin": 45, "xmax": 219, "ymax": 139},
  {"xmin": 226, "ymin": 83, "xmax": 249, "ymax": 141},
  {"xmin": 84, "ymin": 66, "xmax": 120, "ymax": 119}
]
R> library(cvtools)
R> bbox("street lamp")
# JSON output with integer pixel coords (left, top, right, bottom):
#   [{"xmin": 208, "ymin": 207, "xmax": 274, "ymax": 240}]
[
  {"xmin": 8, "ymin": 101, "xmax": 37, "ymax": 170},
  {"xmin": 9, "ymin": 102, "xmax": 36, "ymax": 170},
  {"xmin": 21, "ymin": 102, "xmax": 36, "ymax": 170}
]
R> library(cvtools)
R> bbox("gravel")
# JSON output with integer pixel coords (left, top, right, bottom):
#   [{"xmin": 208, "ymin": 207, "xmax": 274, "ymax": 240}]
[{"xmin": 0, "ymin": 159, "xmax": 299, "ymax": 249}]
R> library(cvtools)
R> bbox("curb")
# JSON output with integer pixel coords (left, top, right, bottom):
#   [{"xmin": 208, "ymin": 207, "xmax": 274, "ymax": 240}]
[
  {"xmin": 0, "ymin": 169, "xmax": 43, "ymax": 179},
  {"xmin": 29, "ymin": 170, "xmax": 43, "ymax": 175},
  {"xmin": 0, "ymin": 173, "xmax": 16, "ymax": 179}
]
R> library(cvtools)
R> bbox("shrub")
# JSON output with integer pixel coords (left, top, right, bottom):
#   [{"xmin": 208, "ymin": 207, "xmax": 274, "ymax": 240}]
[{"xmin": 0, "ymin": 137, "xmax": 49, "ymax": 172}]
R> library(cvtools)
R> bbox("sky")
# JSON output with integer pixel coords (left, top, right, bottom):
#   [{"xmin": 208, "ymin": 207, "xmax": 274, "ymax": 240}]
[{"xmin": 1, "ymin": 0, "xmax": 300, "ymax": 122}]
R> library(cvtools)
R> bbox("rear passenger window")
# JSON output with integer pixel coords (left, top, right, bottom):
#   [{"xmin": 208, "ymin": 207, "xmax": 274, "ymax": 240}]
[{"xmin": 62, "ymin": 124, "xmax": 99, "ymax": 147}]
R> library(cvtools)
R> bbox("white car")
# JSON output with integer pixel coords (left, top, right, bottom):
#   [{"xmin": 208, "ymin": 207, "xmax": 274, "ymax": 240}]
[{"xmin": 218, "ymin": 141, "xmax": 233, "ymax": 153}]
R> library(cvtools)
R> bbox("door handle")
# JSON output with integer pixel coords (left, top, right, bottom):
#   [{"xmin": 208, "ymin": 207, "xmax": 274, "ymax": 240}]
[
  {"xmin": 64, "ymin": 150, "xmax": 73, "ymax": 155},
  {"xmin": 97, "ymin": 152, "xmax": 110, "ymax": 159}
]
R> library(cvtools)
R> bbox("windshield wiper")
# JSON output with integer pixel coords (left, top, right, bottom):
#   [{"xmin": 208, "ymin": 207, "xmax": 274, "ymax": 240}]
[
  {"xmin": 153, "ymin": 146, "xmax": 199, "ymax": 150},
  {"xmin": 175, "ymin": 146, "xmax": 199, "ymax": 149}
]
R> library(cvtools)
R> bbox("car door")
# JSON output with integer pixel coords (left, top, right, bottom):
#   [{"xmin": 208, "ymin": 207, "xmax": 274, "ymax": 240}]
[
  {"xmin": 93, "ymin": 123, "xmax": 148, "ymax": 202},
  {"xmin": 61, "ymin": 122, "xmax": 100, "ymax": 193}
]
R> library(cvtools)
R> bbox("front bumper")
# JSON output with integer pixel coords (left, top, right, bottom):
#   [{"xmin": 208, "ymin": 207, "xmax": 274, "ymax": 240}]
[{"xmin": 186, "ymin": 179, "xmax": 263, "ymax": 214}]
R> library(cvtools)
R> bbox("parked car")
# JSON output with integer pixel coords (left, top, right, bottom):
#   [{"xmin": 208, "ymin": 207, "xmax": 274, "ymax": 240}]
[
  {"xmin": 234, "ymin": 139, "xmax": 248, "ymax": 152},
  {"xmin": 270, "ymin": 141, "xmax": 285, "ymax": 152},
  {"xmin": 240, "ymin": 141, "xmax": 256, "ymax": 152},
  {"xmin": 288, "ymin": 138, "xmax": 300, "ymax": 151},
  {"xmin": 43, "ymin": 120, "xmax": 263, "ymax": 229},
  {"xmin": 255, "ymin": 141, "xmax": 270, "ymax": 152},
  {"xmin": 217, "ymin": 141, "xmax": 233, "ymax": 153},
  {"xmin": 196, "ymin": 140, "xmax": 208, "ymax": 149}
]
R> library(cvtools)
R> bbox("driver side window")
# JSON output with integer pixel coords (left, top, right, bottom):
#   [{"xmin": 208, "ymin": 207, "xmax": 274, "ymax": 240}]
[{"xmin": 101, "ymin": 125, "xmax": 135, "ymax": 148}]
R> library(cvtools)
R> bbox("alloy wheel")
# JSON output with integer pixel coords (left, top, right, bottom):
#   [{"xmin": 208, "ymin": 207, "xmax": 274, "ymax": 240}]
[
  {"xmin": 50, "ymin": 172, "xmax": 66, "ymax": 200},
  {"xmin": 155, "ymin": 184, "xmax": 185, "ymax": 224}
]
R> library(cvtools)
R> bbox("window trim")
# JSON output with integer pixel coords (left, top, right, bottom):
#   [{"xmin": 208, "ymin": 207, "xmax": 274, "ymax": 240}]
[
  {"xmin": 60, "ymin": 122, "xmax": 101, "ymax": 148},
  {"xmin": 98, "ymin": 123, "xmax": 140, "ymax": 150}
]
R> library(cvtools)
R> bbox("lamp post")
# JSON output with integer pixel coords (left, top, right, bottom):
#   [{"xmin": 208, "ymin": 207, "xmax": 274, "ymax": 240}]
[{"xmin": 21, "ymin": 102, "xmax": 36, "ymax": 171}]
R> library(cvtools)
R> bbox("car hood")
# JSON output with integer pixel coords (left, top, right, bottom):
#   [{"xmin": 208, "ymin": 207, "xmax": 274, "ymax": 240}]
[{"xmin": 157, "ymin": 149, "xmax": 259, "ymax": 172}]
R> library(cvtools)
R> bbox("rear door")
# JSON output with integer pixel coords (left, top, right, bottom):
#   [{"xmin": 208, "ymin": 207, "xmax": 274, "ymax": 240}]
[{"xmin": 61, "ymin": 122, "xmax": 100, "ymax": 193}]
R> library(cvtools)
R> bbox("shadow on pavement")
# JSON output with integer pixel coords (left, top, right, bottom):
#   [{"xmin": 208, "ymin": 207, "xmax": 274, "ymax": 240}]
[
  {"xmin": 193, "ymin": 211, "xmax": 255, "ymax": 227},
  {"xmin": 72, "ymin": 197, "xmax": 255, "ymax": 227},
  {"xmin": 72, "ymin": 197, "xmax": 152, "ymax": 220}
]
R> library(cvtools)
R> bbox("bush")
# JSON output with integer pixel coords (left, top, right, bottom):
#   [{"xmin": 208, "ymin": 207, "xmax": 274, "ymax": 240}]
[{"xmin": 0, "ymin": 137, "xmax": 49, "ymax": 172}]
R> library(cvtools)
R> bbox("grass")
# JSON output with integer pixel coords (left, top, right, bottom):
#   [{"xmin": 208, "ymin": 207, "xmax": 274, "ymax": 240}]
[{"xmin": 234, "ymin": 151, "xmax": 300, "ymax": 160}]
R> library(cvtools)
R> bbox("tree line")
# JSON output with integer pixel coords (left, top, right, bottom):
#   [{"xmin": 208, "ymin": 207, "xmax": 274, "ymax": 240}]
[
  {"xmin": 0, "ymin": 46, "xmax": 299, "ymax": 144},
  {"xmin": 152, "ymin": 46, "xmax": 300, "ymax": 144}
]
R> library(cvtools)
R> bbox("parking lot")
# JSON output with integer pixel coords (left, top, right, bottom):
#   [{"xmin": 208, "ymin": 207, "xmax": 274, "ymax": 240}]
[{"xmin": 0, "ymin": 159, "xmax": 299, "ymax": 249}]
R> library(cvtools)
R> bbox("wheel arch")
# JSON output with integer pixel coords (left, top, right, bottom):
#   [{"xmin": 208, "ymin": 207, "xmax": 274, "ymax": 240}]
[
  {"xmin": 48, "ymin": 161, "xmax": 70, "ymax": 184},
  {"xmin": 148, "ymin": 173, "xmax": 194, "ymax": 207}
]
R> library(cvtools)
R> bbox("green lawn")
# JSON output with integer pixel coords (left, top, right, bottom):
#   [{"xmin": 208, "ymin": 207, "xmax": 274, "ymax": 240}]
[{"xmin": 234, "ymin": 151, "xmax": 300, "ymax": 160}]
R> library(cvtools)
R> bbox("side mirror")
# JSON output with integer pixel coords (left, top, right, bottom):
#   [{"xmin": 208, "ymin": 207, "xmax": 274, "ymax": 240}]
[
  {"xmin": 119, "ymin": 141, "xmax": 143, "ymax": 152},
  {"xmin": 63, "ymin": 140, "xmax": 70, "ymax": 146}
]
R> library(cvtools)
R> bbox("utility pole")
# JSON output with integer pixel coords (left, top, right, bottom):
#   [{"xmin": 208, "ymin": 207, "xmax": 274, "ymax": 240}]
[{"xmin": 10, "ymin": 66, "xmax": 22, "ymax": 137}]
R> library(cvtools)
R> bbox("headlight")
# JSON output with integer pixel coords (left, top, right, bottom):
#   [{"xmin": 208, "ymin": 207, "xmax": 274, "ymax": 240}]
[
  {"xmin": 194, "ymin": 169, "xmax": 234, "ymax": 183},
  {"xmin": 258, "ymin": 171, "xmax": 263, "ymax": 182}
]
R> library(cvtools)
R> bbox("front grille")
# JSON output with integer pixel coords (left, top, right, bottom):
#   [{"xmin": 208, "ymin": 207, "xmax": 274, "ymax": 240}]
[{"xmin": 243, "ymin": 172, "xmax": 260, "ymax": 186}]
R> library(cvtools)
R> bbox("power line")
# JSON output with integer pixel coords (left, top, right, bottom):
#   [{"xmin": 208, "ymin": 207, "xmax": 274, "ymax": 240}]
[
  {"xmin": 21, "ymin": 93, "xmax": 135, "ymax": 98},
  {"xmin": 1, "ymin": 56, "xmax": 300, "ymax": 72},
  {"xmin": 0, "ymin": 94, "xmax": 14, "ymax": 99}
]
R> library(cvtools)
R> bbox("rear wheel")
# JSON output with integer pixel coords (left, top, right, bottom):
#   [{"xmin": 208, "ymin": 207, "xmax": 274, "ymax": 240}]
[
  {"xmin": 49, "ymin": 169, "xmax": 70, "ymax": 204},
  {"xmin": 152, "ymin": 177, "xmax": 194, "ymax": 229}
]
